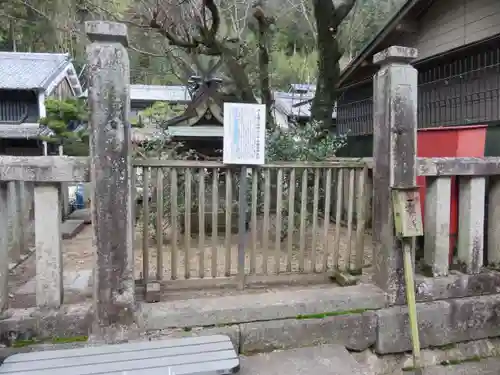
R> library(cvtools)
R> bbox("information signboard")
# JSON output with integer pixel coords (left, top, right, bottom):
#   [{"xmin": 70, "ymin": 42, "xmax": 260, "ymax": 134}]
[{"xmin": 223, "ymin": 102, "xmax": 266, "ymax": 165}]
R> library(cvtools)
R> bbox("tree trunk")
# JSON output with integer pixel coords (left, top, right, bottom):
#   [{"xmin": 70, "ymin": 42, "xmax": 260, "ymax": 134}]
[
  {"xmin": 311, "ymin": 0, "xmax": 356, "ymax": 130},
  {"xmin": 254, "ymin": 2, "xmax": 274, "ymax": 128}
]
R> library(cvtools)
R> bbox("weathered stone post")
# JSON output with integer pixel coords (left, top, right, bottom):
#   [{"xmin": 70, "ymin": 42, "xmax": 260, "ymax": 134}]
[
  {"xmin": 372, "ymin": 46, "xmax": 418, "ymax": 305},
  {"xmin": 86, "ymin": 21, "xmax": 135, "ymax": 333},
  {"xmin": 7, "ymin": 181, "xmax": 21, "ymax": 261},
  {"xmin": 34, "ymin": 183, "xmax": 63, "ymax": 309},
  {"xmin": 0, "ymin": 182, "xmax": 9, "ymax": 317}
]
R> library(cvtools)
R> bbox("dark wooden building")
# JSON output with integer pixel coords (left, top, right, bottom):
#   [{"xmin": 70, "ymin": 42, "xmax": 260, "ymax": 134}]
[
  {"xmin": 336, "ymin": 0, "xmax": 500, "ymax": 156},
  {"xmin": 0, "ymin": 52, "xmax": 83, "ymax": 156}
]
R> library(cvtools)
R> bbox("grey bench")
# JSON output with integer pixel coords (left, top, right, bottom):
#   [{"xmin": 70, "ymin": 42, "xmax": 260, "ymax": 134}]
[{"xmin": 0, "ymin": 335, "xmax": 240, "ymax": 375}]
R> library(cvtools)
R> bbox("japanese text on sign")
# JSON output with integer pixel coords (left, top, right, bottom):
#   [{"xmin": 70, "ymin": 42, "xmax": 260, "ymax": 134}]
[{"xmin": 223, "ymin": 102, "xmax": 266, "ymax": 165}]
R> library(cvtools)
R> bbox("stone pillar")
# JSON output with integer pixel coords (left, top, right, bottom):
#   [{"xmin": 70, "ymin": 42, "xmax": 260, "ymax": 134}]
[
  {"xmin": 457, "ymin": 176, "xmax": 485, "ymax": 274},
  {"xmin": 34, "ymin": 183, "xmax": 63, "ymax": 309},
  {"xmin": 423, "ymin": 176, "xmax": 451, "ymax": 276},
  {"xmin": 0, "ymin": 182, "xmax": 9, "ymax": 317},
  {"xmin": 488, "ymin": 176, "xmax": 500, "ymax": 267},
  {"xmin": 20, "ymin": 182, "xmax": 35, "ymax": 253},
  {"xmin": 372, "ymin": 46, "xmax": 418, "ymax": 305},
  {"xmin": 86, "ymin": 21, "xmax": 135, "ymax": 331},
  {"xmin": 7, "ymin": 181, "xmax": 21, "ymax": 261},
  {"xmin": 18, "ymin": 181, "xmax": 32, "ymax": 254}
]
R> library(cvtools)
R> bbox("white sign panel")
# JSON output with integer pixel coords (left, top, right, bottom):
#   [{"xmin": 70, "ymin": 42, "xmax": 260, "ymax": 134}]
[{"xmin": 223, "ymin": 102, "xmax": 266, "ymax": 165}]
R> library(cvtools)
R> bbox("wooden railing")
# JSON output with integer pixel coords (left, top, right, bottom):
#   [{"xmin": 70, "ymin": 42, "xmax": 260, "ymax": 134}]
[{"xmin": 133, "ymin": 159, "xmax": 371, "ymax": 288}]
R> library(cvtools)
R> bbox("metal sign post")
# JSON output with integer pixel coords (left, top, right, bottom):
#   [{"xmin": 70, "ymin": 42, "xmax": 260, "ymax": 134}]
[{"xmin": 223, "ymin": 102, "xmax": 266, "ymax": 290}]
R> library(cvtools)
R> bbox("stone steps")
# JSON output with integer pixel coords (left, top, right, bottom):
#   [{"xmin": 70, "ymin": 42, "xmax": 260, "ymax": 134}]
[
  {"xmin": 421, "ymin": 357, "xmax": 500, "ymax": 375},
  {"xmin": 239, "ymin": 345, "xmax": 373, "ymax": 375}
]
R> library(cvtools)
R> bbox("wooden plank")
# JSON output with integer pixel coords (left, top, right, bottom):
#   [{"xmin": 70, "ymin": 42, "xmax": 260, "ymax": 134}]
[
  {"xmin": 224, "ymin": 170, "xmax": 232, "ymax": 277},
  {"xmin": 156, "ymin": 168, "xmax": 164, "ymax": 280},
  {"xmin": 274, "ymin": 168, "xmax": 283, "ymax": 274},
  {"xmin": 353, "ymin": 167, "xmax": 367, "ymax": 274},
  {"xmin": 333, "ymin": 169, "xmax": 343, "ymax": 270},
  {"xmin": 132, "ymin": 159, "xmax": 370, "ymax": 169},
  {"xmin": 170, "ymin": 169, "xmax": 178, "ymax": 280},
  {"xmin": 286, "ymin": 168, "xmax": 296, "ymax": 273},
  {"xmin": 322, "ymin": 169, "xmax": 332, "ymax": 272},
  {"xmin": 262, "ymin": 169, "xmax": 271, "ymax": 275},
  {"xmin": 142, "ymin": 167, "xmax": 150, "ymax": 283},
  {"xmin": 250, "ymin": 170, "xmax": 258, "ymax": 275},
  {"xmin": 299, "ymin": 169, "xmax": 308, "ymax": 273},
  {"xmin": 184, "ymin": 168, "xmax": 192, "ymax": 279},
  {"xmin": 311, "ymin": 168, "xmax": 320, "ymax": 272},
  {"xmin": 346, "ymin": 168, "xmax": 355, "ymax": 272},
  {"xmin": 211, "ymin": 169, "xmax": 219, "ymax": 278},
  {"xmin": 198, "ymin": 170, "xmax": 205, "ymax": 278}
]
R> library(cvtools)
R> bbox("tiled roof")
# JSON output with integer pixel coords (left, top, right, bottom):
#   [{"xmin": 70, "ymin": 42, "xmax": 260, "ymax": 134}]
[
  {"xmin": 0, "ymin": 123, "xmax": 54, "ymax": 139},
  {"xmin": 130, "ymin": 84, "xmax": 191, "ymax": 102},
  {"xmin": 273, "ymin": 90, "xmax": 337, "ymax": 120},
  {"xmin": 0, "ymin": 52, "xmax": 71, "ymax": 90},
  {"xmin": 273, "ymin": 91, "xmax": 315, "ymax": 118}
]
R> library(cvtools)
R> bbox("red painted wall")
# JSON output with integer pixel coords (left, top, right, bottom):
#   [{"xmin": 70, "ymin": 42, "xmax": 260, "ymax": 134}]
[{"xmin": 417, "ymin": 125, "xmax": 487, "ymax": 261}]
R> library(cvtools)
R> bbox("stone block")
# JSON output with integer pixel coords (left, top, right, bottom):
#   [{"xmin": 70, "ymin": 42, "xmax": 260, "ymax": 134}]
[
  {"xmin": 375, "ymin": 294, "xmax": 500, "ymax": 354},
  {"xmin": 137, "ymin": 284, "xmax": 385, "ymax": 329},
  {"xmin": 0, "ymin": 156, "xmax": 89, "ymax": 183},
  {"xmin": 422, "ymin": 358, "xmax": 500, "ymax": 375},
  {"xmin": 239, "ymin": 344, "xmax": 372, "ymax": 375},
  {"xmin": 68, "ymin": 208, "xmax": 91, "ymax": 224},
  {"xmin": 240, "ymin": 311, "xmax": 377, "ymax": 354},
  {"xmin": 0, "ymin": 303, "xmax": 92, "ymax": 340},
  {"xmin": 85, "ymin": 21, "xmax": 128, "ymax": 46},
  {"xmin": 61, "ymin": 219, "xmax": 86, "ymax": 239},
  {"xmin": 415, "ymin": 271, "xmax": 500, "ymax": 302}
]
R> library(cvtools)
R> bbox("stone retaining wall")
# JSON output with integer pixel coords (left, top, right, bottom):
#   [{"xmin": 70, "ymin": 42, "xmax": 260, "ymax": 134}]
[{"xmin": 2, "ymin": 284, "xmax": 500, "ymax": 359}]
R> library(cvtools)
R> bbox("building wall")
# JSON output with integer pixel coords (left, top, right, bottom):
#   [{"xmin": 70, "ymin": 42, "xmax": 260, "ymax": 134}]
[
  {"xmin": 0, "ymin": 89, "xmax": 39, "ymax": 123},
  {"xmin": 50, "ymin": 77, "xmax": 74, "ymax": 100},
  {"xmin": 415, "ymin": 0, "xmax": 500, "ymax": 60},
  {"xmin": 337, "ymin": 40, "xmax": 500, "ymax": 138}
]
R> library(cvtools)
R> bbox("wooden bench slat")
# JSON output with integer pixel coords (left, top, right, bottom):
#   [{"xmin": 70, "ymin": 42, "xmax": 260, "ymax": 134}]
[
  {"xmin": 0, "ymin": 335, "xmax": 239, "ymax": 375},
  {"xmin": 3, "ymin": 335, "xmax": 230, "ymax": 362}
]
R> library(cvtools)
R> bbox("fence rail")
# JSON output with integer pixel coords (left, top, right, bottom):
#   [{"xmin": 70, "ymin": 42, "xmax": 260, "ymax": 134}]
[{"xmin": 133, "ymin": 160, "xmax": 371, "ymax": 288}]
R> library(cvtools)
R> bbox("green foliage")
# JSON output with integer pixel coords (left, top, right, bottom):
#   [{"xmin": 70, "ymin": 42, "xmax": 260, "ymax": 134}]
[
  {"xmin": 131, "ymin": 101, "xmax": 186, "ymax": 129},
  {"xmin": 266, "ymin": 121, "xmax": 346, "ymax": 163},
  {"xmin": 270, "ymin": 50, "xmax": 317, "ymax": 91},
  {"xmin": 338, "ymin": 0, "xmax": 407, "ymax": 58},
  {"xmin": 39, "ymin": 98, "xmax": 89, "ymax": 156}
]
